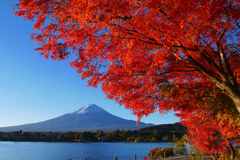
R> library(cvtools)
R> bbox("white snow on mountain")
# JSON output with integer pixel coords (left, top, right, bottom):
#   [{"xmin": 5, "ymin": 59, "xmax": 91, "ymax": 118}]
[
  {"xmin": 0, "ymin": 103, "xmax": 154, "ymax": 131},
  {"xmin": 68, "ymin": 104, "xmax": 107, "ymax": 114}
]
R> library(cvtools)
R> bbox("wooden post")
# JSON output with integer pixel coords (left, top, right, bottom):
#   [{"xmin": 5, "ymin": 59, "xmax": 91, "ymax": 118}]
[
  {"xmin": 134, "ymin": 155, "xmax": 137, "ymax": 160},
  {"xmin": 164, "ymin": 152, "xmax": 165, "ymax": 157},
  {"xmin": 151, "ymin": 153, "xmax": 153, "ymax": 160},
  {"xmin": 114, "ymin": 154, "xmax": 117, "ymax": 160},
  {"xmin": 84, "ymin": 158, "xmax": 87, "ymax": 160}
]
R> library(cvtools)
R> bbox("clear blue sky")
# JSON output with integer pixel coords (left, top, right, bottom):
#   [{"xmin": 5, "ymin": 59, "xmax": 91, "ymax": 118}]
[{"xmin": 0, "ymin": 1, "xmax": 180, "ymax": 127}]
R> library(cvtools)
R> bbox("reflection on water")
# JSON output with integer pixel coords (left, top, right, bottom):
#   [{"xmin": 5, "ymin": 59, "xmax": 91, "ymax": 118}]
[{"xmin": 0, "ymin": 142, "xmax": 170, "ymax": 160}]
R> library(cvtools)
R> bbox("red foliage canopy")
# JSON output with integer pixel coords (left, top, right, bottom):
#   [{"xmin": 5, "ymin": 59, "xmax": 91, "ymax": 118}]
[
  {"xmin": 178, "ymin": 96, "xmax": 240, "ymax": 155},
  {"xmin": 14, "ymin": 0, "xmax": 240, "ymax": 153},
  {"xmin": 15, "ymin": 0, "xmax": 240, "ymax": 118}
]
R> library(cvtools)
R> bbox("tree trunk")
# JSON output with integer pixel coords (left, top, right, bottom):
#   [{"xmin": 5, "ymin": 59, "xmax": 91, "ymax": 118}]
[
  {"xmin": 228, "ymin": 139, "xmax": 235, "ymax": 159},
  {"xmin": 233, "ymin": 97, "xmax": 240, "ymax": 114}
]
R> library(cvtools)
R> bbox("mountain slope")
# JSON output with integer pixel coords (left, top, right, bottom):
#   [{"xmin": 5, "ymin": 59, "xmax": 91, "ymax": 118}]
[
  {"xmin": 0, "ymin": 104, "xmax": 153, "ymax": 132},
  {"xmin": 136, "ymin": 122, "xmax": 187, "ymax": 132}
]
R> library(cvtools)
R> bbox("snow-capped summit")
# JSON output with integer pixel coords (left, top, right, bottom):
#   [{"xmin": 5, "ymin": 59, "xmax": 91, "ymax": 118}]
[
  {"xmin": 69, "ymin": 104, "xmax": 107, "ymax": 114},
  {"xmin": 0, "ymin": 104, "xmax": 153, "ymax": 132}
]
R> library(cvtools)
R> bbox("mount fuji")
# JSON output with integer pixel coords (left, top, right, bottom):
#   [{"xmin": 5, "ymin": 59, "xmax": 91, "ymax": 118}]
[{"xmin": 0, "ymin": 104, "xmax": 153, "ymax": 132}]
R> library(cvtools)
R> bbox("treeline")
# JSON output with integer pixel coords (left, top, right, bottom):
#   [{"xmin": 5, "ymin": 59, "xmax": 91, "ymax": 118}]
[{"xmin": 0, "ymin": 129, "xmax": 185, "ymax": 142}]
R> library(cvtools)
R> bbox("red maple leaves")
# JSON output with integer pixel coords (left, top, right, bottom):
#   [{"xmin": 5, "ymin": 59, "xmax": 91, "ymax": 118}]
[{"xmin": 14, "ymin": 0, "xmax": 240, "ymax": 155}]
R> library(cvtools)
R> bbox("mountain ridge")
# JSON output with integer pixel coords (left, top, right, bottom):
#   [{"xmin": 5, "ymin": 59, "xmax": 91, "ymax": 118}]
[
  {"xmin": 136, "ymin": 122, "xmax": 186, "ymax": 132},
  {"xmin": 0, "ymin": 104, "xmax": 153, "ymax": 132}
]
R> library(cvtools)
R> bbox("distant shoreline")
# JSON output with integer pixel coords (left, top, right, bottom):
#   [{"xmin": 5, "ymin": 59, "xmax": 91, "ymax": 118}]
[
  {"xmin": 0, "ymin": 140, "xmax": 173, "ymax": 143},
  {"xmin": 0, "ymin": 130, "xmax": 185, "ymax": 143}
]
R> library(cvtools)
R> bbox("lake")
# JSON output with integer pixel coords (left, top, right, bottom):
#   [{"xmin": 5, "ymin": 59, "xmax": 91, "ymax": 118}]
[{"xmin": 0, "ymin": 142, "xmax": 171, "ymax": 160}]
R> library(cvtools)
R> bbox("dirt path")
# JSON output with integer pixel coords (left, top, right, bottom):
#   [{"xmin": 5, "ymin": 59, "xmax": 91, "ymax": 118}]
[{"xmin": 155, "ymin": 155, "xmax": 189, "ymax": 160}]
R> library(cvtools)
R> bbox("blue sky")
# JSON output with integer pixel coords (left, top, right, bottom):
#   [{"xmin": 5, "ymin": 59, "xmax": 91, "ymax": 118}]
[{"xmin": 0, "ymin": 1, "xmax": 180, "ymax": 127}]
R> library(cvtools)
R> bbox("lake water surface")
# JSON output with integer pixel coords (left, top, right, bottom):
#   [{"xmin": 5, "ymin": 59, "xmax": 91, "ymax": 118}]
[{"xmin": 0, "ymin": 142, "xmax": 171, "ymax": 160}]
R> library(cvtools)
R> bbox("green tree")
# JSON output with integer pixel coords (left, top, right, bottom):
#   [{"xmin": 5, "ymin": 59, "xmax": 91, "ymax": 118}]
[
  {"xmin": 151, "ymin": 137, "xmax": 157, "ymax": 142},
  {"xmin": 75, "ymin": 133, "xmax": 80, "ymax": 139},
  {"xmin": 134, "ymin": 136, "xmax": 141, "ymax": 143},
  {"xmin": 153, "ymin": 130, "xmax": 158, "ymax": 137},
  {"xmin": 162, "ymin": 136, "xmax": 169, "ymax": 142}
]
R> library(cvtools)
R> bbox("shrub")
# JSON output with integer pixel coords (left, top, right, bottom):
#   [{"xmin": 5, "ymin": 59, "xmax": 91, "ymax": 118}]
[{"xmin": 148, "ymin": 147, "xmax": 174, "ymax": 159}]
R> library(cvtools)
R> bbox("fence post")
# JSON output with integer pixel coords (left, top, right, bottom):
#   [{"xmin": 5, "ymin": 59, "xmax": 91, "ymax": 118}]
[
  {"xmin": 114, "ymin": 154, "xmax": 117, "ymax": 160},
  {"xmin": 134, "ymin": 155, "xmax": 137, "ymax": 160}
]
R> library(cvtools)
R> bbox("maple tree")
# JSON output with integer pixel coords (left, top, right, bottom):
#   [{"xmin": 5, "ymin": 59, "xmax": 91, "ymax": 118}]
[
  {"xmin": 15, "ymin": 0, "xmax": 240, "ymax": 155},
  {"xmin": 178, "ymin": 96, "xmax": 240, "ymax": 158}
]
